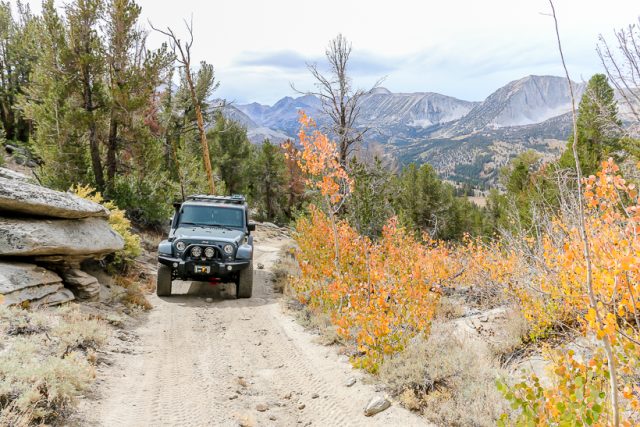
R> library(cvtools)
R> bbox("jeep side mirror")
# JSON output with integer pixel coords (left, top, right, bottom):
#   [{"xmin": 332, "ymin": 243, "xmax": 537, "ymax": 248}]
[
  {"xmin": 169, "ymin": 215, "xmax": 174, "ymax": 226},
  {"xmin": 248, "ymin": 222, "xmax": 256, "ymax": 232}
]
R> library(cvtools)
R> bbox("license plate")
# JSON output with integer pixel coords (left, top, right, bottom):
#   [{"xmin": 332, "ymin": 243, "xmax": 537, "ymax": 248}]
[{"xmin": 194, "ymin": 265, "xmax": 210, "ymax": 274}]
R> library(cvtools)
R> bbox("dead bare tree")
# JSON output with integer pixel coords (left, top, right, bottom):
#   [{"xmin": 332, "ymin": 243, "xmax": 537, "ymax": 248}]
[
  {"xmin": 548, "ymin": 1, "xmax": 620, "ymax": 425},
  {"xmin": 597, "ymin": 18, "xmax": 640, "ymax": 126},
  {"xmin": 295, "ymin": 34, "xmax": 382, "ymax": 167},
  {"xmin": 150, "ymin": 18, "xmax": 216, "ymax": 194}
]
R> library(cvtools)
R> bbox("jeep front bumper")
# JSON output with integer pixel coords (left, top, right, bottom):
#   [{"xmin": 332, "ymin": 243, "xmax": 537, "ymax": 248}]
[{"xmin": 158, "ymin": 255, "xmax": 250, "ymax": 278}]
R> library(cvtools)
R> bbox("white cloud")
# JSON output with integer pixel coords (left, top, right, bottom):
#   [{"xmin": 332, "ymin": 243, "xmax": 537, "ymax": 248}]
[{"xmin": 20, "ymin": 0, "xmax": 640, "ymax": 104}]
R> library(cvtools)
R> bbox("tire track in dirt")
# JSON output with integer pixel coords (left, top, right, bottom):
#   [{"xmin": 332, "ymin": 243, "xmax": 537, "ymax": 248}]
[{"xmin": 76, "ymin": 232, "xmax": 427, "ymax": 426}]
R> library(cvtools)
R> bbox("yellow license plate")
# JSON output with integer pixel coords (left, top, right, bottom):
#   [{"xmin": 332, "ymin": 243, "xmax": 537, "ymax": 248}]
[{"xmin": 194, "ymin": 265, "xmax": 210, "ymax": 274}]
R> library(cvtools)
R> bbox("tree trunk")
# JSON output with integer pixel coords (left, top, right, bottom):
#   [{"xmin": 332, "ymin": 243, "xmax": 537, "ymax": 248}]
[
  {"xmin": 184, "ymin": 64, "xmax": 215, "ymax": 195},
  {"xmin": 82, "ymin": 67, "xmax": 105, "ymax": 191},
  {"xmin": 106, "ymin": 114, "xmax": 118, "ymax": 192}
]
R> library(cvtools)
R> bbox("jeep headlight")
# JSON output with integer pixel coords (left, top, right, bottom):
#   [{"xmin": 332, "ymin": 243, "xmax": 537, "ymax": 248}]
[
  {"xmin": 175, "ymin": 241, "xmax": 186, "ymax": 251},
  {"xmin": 223, "ymin": 244, "xmax": 234, "ymax": 255},
  {"xmin": 191, "ymin": 246, "xmax": 202, "ymax": 257},
  {"xmin": 204, "ymin": 247, "xmax": 215, "ymax": 258}
]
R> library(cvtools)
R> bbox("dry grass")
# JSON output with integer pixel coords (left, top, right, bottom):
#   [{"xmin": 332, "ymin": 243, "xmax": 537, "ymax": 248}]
[
  {"xmin": 294, "ymin": 306, "xmax": 342, "ymax": 346},
  {"xmin": 139, "ymin": 230, "xmax": 164, "ymax": 252},
  {"xmin": 435, "ymin": 295, "xmax": 466, "ymax": 320},
  {"xmin": 53, "ymin": 306, "xmax": 109, "ymax": 354},
  {"xmin": 379, "ymin": 322, "xmax": 508, "ymax": 426},
  {"xmin": 113, "ymin": 274, "xmax": 153, "ymax": 311},
  {"xmin": 272, "ymin": 243, "xmax": 300, "ymax": 294},
  {"xmin": 0, "ymin": 305, "xmax": 108, "ymax": 425},
  {"xmin": 487, "ymin": 309, "xmax": 530, "ymax": 366}
]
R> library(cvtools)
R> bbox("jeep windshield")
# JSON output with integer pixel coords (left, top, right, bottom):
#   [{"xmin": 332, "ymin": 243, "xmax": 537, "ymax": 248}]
[{"xmin": 178, "ymin": 205, "xmax": 244, "ymax": 229}]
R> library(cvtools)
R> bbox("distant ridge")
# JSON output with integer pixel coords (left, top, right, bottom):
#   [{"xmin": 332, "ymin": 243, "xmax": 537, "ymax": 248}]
[{"xmin": 225, "ymin": 75, "xmax": 590, "ymax": 184}]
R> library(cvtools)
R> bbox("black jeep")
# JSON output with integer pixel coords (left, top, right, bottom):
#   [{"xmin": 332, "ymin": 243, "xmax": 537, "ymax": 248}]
[{"xmin": 156, "ymin": 195, "xmax": 255, "ymax": 298}]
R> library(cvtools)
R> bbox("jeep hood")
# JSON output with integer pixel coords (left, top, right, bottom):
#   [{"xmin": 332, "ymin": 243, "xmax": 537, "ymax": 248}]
[{"xmin": 171, "ymin": 226, "xmax": 245, "ymax": 244}]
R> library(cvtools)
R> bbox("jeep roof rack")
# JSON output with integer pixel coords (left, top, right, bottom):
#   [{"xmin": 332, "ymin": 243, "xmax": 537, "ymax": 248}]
[{"xmin": 184, "ymin": 194, "xmax": 246, "ymax": 205}]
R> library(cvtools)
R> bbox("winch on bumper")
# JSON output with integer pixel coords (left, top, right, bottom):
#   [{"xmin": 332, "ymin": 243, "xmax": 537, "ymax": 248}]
[{"xmin": 158, "ymin": 255, "xmax": 250, "ymax": 279}]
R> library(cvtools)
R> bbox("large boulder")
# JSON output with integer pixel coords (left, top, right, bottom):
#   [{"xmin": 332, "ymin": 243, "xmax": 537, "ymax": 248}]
[
  {"xmin": 0, "ymin": 261, "xmax": 65, "ymax": 306},
  {"xmin": 0, "ymin": 175, "xmax": 109, "ymax": 219},
  {"xmin": 0, "ymin": 167, "xmax": 31, "ymax": 182},
  {"xmin": 0, "ymin": 217, "xmax": 124, "ymax": 257}
]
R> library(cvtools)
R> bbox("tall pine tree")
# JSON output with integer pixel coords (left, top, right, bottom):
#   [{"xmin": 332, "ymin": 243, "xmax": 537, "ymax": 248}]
[{"xmin": 558, "ymin": 73, "xmax": 621, "ymax": 176}]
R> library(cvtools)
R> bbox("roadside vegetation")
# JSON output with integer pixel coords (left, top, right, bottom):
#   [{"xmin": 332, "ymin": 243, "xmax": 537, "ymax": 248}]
[
  {"xmin": 0, "ymin": 306, "xmax": 107, "ymax": 426},
  {"xmin": 284, "ymin": 53, "xmax": 640, "ymax": 425}
]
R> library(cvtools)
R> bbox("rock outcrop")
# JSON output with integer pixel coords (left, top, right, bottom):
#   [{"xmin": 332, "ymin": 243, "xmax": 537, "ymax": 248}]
[
  {"xmin": 0, "ymin": 261, "xmax": 66, "ymax": 306},
  {"xmin": 0, "ymin": 168, "xmax": 30, "ymax": 182},
  {"xmin": 59, "ymin": 268, "xmax": 101, "ymax": 301},
  {"xmin": 0, "ymin": 176, "xmax": 109, "ymax": 218},
  {"xmin": 0, "ymin": 167, "xmax": 123, "ymax": 307},
  {"xmin": 0, "ymin": 216, "xmax": 124, "ymax": 257}
]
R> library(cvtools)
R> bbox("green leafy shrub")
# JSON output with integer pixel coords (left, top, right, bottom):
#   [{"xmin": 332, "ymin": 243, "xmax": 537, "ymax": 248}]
[
  {"xmin": 110, "ymin": 172, "xmax": 175, "ymax": 226},
  {"xmin": 72, "ymin": 185, "xmax": 142, "ymax": 267}
]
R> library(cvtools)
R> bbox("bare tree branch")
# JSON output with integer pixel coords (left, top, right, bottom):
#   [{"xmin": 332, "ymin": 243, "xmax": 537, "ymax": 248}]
[
  {"xmin": 292, "ymin": 34, "xmax": 382, "ymax": 167},
  {"xmin": 549, "ymin": 2, "xmax": 620, "ymax": 424},
  {"xmin": 150, "ymin": 18, "xmax": 216, "ymax": 194}
]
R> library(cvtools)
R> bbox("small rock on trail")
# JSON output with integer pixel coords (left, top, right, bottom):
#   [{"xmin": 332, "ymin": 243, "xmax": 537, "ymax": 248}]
[{"xmin": 364, "ymin": 395, "xmax": 391, "ymax": 417}]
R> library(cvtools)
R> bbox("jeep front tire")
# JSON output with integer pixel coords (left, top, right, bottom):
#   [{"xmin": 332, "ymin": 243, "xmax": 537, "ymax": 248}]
[
  {"xmin": 156, "ymin": 264, "xmax": 172, "ymax": 296},
  {"xmin": 237, "ymin": 261, "xmax": 253, "ymax": 298}
]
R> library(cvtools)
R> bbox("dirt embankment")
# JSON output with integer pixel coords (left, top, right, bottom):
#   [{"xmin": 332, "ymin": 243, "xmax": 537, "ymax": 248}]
[{"xmin": 75, "ymin": 228, "xmax": 426, "ymax": 426}]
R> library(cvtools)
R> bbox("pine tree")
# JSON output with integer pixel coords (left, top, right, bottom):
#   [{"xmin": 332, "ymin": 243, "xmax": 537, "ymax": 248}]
[
  {"xmin": 208, "ymin": 112, "xmax": 252, "ymax": 195},
  {"xmin": 21, "ymin": 0, "xmax": 92, "ymax": 189},
  {"xmin": 251, "ymin": 139, "xmax": 287, "ymax": 221},
  {"xmin": 558, "ymin": 73, "xmax": 621, "ymax": 176},
  {"xmin": 66, "ymin": 0, "xmax": 107, "ymax": 190},
  {"xmin": 393, "ymin": 163, "xmax": 486, "ymax": 240},
  {"xmin": 346, "ymin": 158, "xmax": 394, "ymax": 238},
  {"xmin": 0, "ymin": 1, "xmax": 38, "ymax": 142}
]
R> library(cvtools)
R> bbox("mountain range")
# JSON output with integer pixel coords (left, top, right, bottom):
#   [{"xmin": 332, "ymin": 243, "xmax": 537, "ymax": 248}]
[{"xmin": 222, "ymin": 75, "xmax": 588, "ymax": 186}]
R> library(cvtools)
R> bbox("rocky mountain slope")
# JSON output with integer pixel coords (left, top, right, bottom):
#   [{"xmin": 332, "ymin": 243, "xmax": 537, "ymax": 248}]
[
  {"xmin": 233, "ymin": 75, "xmax": 584, "ymax": 185},
  {"xmin": 437, "ymin": 75, "xmax": 584, "ymax": 135}
]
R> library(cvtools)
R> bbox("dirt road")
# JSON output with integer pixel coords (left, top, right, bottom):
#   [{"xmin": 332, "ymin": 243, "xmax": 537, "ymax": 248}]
[{"xmin": 79, "ymin": 230, "xmax": 426, "ymax": 427}]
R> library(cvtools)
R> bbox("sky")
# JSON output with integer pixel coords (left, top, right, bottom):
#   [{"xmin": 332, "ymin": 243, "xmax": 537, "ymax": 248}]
[{"xmin": 21, "ymin": 0, "xmax": 640, "ymax": 105}]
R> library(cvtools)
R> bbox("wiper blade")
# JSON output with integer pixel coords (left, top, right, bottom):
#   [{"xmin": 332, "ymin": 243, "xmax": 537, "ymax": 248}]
[{"xmin": 210, "ymin": 224, "xmax": 234, "ymax": 230}]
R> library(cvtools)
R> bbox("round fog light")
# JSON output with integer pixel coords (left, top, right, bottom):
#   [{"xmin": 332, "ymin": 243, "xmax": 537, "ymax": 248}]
[
  {"xmin": 204, "ymin": 247, "xmax": 215, "ymax": 258},
  {"xmin": 227, "ymin": 265, "xmax": 232, "ymax": 271},
  {"xmin": 191, "ymin": 246, "xmax": 202, "ymax": 257},
  {"xmin": 172, "ymin": 262, "xmax": 178, "ymax": 268}
]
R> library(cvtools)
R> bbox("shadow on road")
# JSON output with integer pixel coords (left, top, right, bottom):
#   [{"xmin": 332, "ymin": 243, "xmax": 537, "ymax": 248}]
[{"xmin": 156, "ymin": 270, "xmax": 274, "ymax": 308}]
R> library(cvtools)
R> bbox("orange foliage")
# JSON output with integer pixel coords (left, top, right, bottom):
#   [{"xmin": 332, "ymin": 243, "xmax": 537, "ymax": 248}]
[
  {"xmin": 290, "ymin": 113, "xmax": 452, "ymax": 371},
  {"xmin": 495, "ymin": 159, "xmax": 640, "ymax": 424},
  {"xmin": 293, "ymin": 207, "xmax": 455, "ymax": 372},
  {"xmin": 290, "ymin": 108, "xmax": 639, "ymax": 421},
  {"xmin": 296, "ymin": 111, "xmax": 352, "ymax": 210}
]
